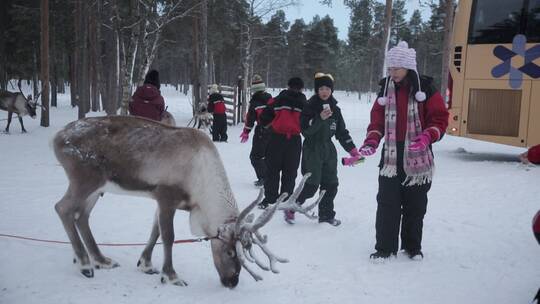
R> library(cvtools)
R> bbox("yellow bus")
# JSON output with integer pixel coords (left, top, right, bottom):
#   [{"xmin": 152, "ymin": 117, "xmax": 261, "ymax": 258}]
[{"xmin": 446, "ymin": 0, "xmax": 540, "ymax": 147}]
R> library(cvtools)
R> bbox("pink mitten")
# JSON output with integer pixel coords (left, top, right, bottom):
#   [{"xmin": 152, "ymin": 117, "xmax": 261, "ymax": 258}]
[
  {"xmin": 342, "ymin": 155, "xmax": 364, "ymax": 166},
  {"xmin": 349, "ymin": 147, "xmax": 360, "ymax": 157},
  {"xmin": 239, "ymin": 130, "xmax": 249, "ymax": 143},
  {"xmin": 408, "ymin": 133, "xmax": 431, "ymax": 152},
  {"xmin": 359, "ymin": 139, "xmax": 379, "ymax": 156}
]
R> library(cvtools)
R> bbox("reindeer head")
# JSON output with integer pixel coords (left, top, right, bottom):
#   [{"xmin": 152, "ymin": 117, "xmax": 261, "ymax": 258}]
[
  {"xmin": 24, "ymin": 94, "xmax": 37, "ymax": 118},
  {"xmin": 211, "ymin": 224, "xmax": 241, "ymax": 288},
  {"xmin": 210, "ymin": 190, "xmax": 289, "ymax": 288},
  {"xmin": 209, "ymin": 174, "xmax": 322, "ymax": 288},
  {"xmin": 16, "ymin": 81, "xmax": 40, "ymax": 119}
]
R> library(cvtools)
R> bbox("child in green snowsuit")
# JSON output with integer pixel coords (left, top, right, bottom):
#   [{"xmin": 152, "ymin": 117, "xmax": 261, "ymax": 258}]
[{"xmin": 288, "ymin": 73, "xmax": 359, "ymax": 226}]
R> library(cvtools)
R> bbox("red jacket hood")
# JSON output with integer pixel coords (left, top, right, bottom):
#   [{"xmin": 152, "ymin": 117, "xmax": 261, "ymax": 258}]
[{"xmin": 134, "ymin": 84, "xmax": 160, "ymax": 100}]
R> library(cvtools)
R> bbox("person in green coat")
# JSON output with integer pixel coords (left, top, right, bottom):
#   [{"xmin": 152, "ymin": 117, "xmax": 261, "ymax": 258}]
[{"xmin": 285, "ymin": 73, "xmax": 360, "ymax": 226}]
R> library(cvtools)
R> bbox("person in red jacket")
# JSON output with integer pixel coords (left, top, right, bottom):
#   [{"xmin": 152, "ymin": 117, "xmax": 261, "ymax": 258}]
[
  {"xmin": 239, "ymin": 75, "xmax": 273, "ymax": 187},
  {"xmin": 129, "ymin": 70, "xmax": 165, "ymax": 121},
  {"xmin": 533, "ymin": 210, "xmax": 540, "ymax": 303},
  {"xmin": 520, "ymin": 144, "xmax": 540, "ymax": 165},
  {"xmin": 360, "ymin": 41, "xmax": 449, "ymax": 261},
  {"xmin": 208, "ymin": 84, "xmax": 228, "ymax": 142},
  {"xmin": 258, "ymin": 77, "xmax": 306, "ymax": 209}
]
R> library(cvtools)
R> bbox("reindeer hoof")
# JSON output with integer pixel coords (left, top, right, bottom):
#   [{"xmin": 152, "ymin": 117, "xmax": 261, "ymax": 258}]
[
  {"xmin": 94, "ymin": 258, "xmax": 120, "ymax": 269},
  {"xmin": 81, "ymin": 268, "xmax": 94, "ymax": 278},
  {"xmin": 160, "ymin": 274, "xmax": 188, "ymax": 286},
  {"xmin": 137, "ymin": 259, "xmax": 159, "ymax": 275}
]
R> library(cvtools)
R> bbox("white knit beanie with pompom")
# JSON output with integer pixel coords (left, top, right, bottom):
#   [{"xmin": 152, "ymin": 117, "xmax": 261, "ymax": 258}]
[{"xmin": 377, "ymin": 41, "xmax": 426, "ymax": 106}]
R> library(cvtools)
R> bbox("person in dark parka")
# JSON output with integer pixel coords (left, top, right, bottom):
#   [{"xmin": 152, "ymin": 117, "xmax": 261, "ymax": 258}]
[
  {"xmin": 208, "ymin": 84, "xmax": 228, "ymax": 142},
  {"xmin": 258, "ymin": 77, "xmax": 306, "ymax": 209},
  {"xmin": 289, "ymin": 73, "xmax": 359, "ymax": 226},
  {"xmin": 129, "ymin": 69, "xmax": 165, "ymax": 121},
  {"xmin": 240, "ymin": 74, "xmax": 273, "ymax": 187}
]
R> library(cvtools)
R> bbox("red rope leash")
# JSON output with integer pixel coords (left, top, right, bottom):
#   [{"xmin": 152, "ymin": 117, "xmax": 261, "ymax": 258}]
[{"xmin": 0, "ymin": 233, "xmax": 213, "ymax": 246}]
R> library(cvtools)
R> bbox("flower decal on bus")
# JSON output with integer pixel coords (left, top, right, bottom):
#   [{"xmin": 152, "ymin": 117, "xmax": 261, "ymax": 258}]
[{"xmin": 491, "ymin": 34, "xmax": 540, "ymax": 89}]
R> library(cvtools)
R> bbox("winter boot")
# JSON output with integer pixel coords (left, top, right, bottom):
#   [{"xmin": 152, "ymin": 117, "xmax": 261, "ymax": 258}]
[
  {"xmin": 284, "ymin": 210, "xmax": 295, "ymax": 225},
  {"xmin": 404, "ymin": 249, "xmax": 424, "ymax": 261},
  {"xmin": 254, "ymin": 179, "xmax": 265, "ymax": 188},
  {"xmin": 318, "ymin": 217, "xmax": 341, "ymax": 226},
  {"xmin": 258, "ymin": 198, "xmax": 270, "ymax": 210},
  {"xmin": 369, "ymin": 251, "xmax": 396, "ymax": 262}
]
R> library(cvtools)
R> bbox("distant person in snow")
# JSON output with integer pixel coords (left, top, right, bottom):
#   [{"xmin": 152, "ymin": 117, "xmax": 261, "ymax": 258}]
[
  {"xmin": 519, "ymin": 144, "xmax": 540, "ymax": 165},
  {"xmin": 359, "ymin": 41, "xmax": 449, "ymax": 261},
  {"xmin": 239, "ymin": 74, "xmax": 273, "ymax": 187},
  {"xmin": 207, "ymin": 84, "xmax": 228, "ymax": 142},
  {"xmin": 129, "ymin": 69, "xmax": 165, "ymax": 121},
  {"xmin": 286, "ymin": 73, "xmax": 358, "ymax": 226}
]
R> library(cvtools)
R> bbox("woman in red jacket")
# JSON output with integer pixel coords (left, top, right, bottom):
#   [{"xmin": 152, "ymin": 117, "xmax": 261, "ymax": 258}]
[
  {"xmin": 359, "ymin": 41, "xmax": 449, "ymax": 261},
  {"xmin": 129, "ymin": 70, "xmax": 165, "ymax": 121}
]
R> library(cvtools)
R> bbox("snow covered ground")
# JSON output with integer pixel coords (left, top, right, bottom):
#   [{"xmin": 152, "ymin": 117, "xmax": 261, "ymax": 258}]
[{"xmin": 1, "ymin": 86, "xmax": 538, "ymax": 304}]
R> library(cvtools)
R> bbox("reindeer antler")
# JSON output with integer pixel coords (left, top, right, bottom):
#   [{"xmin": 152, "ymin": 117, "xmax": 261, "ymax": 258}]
[
  {"xmin": 17, "ymin": 79, "xmax": 24, "ymax": 96},
  {"xmin": 234, "ymin": 174, "xmax": 324, "ymax": 281},
  {"xmin": 277, "ymin": 173, "xmax": 325, "ymax": 219},
  {"xmin": 235, "ymin": 190, "xmax": 289, "ymax": 281}
]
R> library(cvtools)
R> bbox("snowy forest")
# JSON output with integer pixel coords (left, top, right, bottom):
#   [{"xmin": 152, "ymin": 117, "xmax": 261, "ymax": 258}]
[{"xmin": 0, "ymin": 0, "xmax": 454, "ymax": 123}]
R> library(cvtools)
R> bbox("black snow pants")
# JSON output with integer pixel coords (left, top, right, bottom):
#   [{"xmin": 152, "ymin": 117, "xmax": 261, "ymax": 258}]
[
  {"xmin": 250, "ymin": 125, "xmax": 270, "ymax": 180},
  {"xmin": 263, "ymin": 133, "xmax": 301, "ymax": 205},
  {"xmin": 375, "ymin": 142, "xmax": 432, "ymax": 254},
  {"xmin": 212, "ymin": 114, "xmax": 228, "ymax": 142}
]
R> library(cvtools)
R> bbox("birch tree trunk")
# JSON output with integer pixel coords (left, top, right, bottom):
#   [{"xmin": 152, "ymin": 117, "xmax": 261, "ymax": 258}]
[
  {"xmin": 200, "ymin": 0, "xmax": 208, "ymax": 109},
  {"xmin": 40, "ymin": 0, "xmax": 50, "ymax": 127},
  {"xmin": 78, "ymin": 0, "xmax": 90, "ymax": 119},
  {"xmin": 241, "ymin": 25, "xmax": 252, "ymax": 121},
  {"xmin": 89, "ymin": 3, "xmax": 100, "ymax": 112},
  {"xmin": 192, "ymin": 14, "xmax": 200, "ymax": 114},
  {"xmin": 50, "ymin": 2, "xmax": 57, "ymax": 108},
  {"xmin": 381, "ymin": 0, "xmax": 393, "ymax": 76},
  {"xmin": 440, "ymin": 0, "xmax": 455, "ymax": 100}
]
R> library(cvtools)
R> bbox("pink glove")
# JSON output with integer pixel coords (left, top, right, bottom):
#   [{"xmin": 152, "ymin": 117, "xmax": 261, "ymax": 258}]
[
  {"xmin": 342, "ymin": 155, "xmax": 365, "ymax": 166},
  {"xmin": 349, "ymin": 148, "xmax": 360, "ymax": 157},
  {"xmin": 408, "ymin": 132, "xmax": 431, "ymax": 152},
  {"xmin": 239, "ymin": 130, "xmax": 249, "ymax": 143},
  {"xmin": 359, "ymin": 139, "xmax": 379, "ymax": 156}
]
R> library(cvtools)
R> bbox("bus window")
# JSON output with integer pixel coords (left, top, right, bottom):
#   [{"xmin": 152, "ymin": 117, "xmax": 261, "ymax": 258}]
[
  {"xmin": 468, "ymin": 0, "xmax": 525, "ymax": 44},
  {"xmin": 527, "ymin": 0, "xmax": 540, "ymax": 42}
]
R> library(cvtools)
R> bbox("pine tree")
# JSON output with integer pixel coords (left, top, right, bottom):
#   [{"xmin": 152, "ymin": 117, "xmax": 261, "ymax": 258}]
[
  {"xmin": 406, "ymin": 9, "xmax": 423, "ymax": 49},
  {"xmin": 419, "ymin": 0, "xmax": 445, "ymax": 87},
  {"xmin": 346, "ymin": 0, "xmax": 373, "ymax": 93},
  {"xmin": 304, "ymin": 15, "xmax": 340, "ymax": 87},
  {"xmin": 287, "ymin": 19, "xmax": 307, "ymax": 82},
  {"xmin": 390, "ymin": 0, "xmax": 409, "ymax": 46},
  {"xmin": 259, "ymin": 10, "xmax": 289, "ymax": 88}
]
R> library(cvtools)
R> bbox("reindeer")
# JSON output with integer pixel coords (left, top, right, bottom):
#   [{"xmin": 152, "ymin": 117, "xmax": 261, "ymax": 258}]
[
  {"xmin": 53, "ymin": 116, "xmax": 321, "ymax": 287},
  {"xmin": 0, "ymin": 85, "xmax": 38, "ymax": 133}
]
